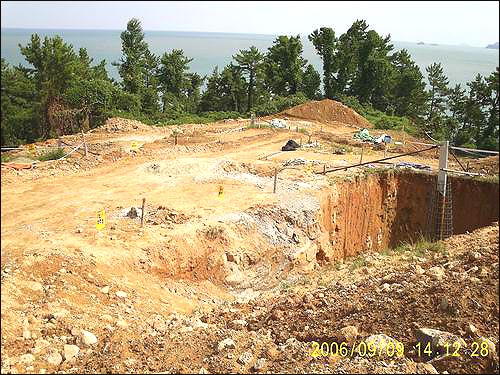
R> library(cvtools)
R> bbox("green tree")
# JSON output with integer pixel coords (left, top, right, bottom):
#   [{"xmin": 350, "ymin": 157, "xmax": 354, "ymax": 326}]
[
  {"xmin": 264, "ymin": 35, "xmax": 307, "ymax": 96},
  {"xmin": 301, "ymin": 64, "xmax": 321, "ymax": 99},
  {"xmin": 336, "ymin": 20, "xmax": 369, "ymax": 95},
  {"xmin": 114, "ymin": 18, "xmax": 149, "ymax": 96},
  {"xmin": 390, "ymin": 49, "xmax": 428, "ymax": 118},
  {"xmin": 185, "ymin": 72, "xmax": 204, "ymax": 113},
  {"xmin": 425, "ymin": 62, "xmax": 449, "ymax": 131},
  {"xmin": 142, "ymin": 49, "xmax": 160, "ymax": 113},
  {"xmin": 233, "ymin": 46, "xmax": 264, "ymax": 112},
  {"xmin": 1, "ymin": 59, "xmax": 36, "ymax": 145},
  {"xmin": 309, "ymin": 27, "xmax": 337, "ymax": 99},
  {"xmin": 351, "ymin": 30, "xmax": 395, "ymax": 110},
  {"xmin": 463, "ymin": 70, "xmax": 499, "ymax": 150},
  {"xmin": 18, "ymin": 34, "xmax": 82, "ymax": 137},
  {"xmin": 445, "ymin": 84, "xmax": 468, "ymax": 144},
  {"xmin": 200, "ymin": 65, "xmax": 246, "ymax": 112},
  {"xmin": 480, "ymin": 68, "xmax": 499, "ymax": 150},
  {"xmin": 157, "ymin": 49, "xmax": 198, "ymax": 114}
]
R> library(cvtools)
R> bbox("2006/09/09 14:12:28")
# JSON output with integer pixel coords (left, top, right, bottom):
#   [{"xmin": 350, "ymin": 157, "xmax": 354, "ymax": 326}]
[{"xmin": 310, "ymin": 340, "xmax": 491, "ymax": 359}]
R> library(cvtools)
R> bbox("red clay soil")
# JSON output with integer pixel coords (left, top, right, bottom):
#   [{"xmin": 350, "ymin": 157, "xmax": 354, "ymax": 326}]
[
  {"xmin": 278, "ymin": 99, "xmax": 373, "ymax": 128},
  {"xmin": 317, "ymin": 170, "xmax": 500, "ymax": 262}
]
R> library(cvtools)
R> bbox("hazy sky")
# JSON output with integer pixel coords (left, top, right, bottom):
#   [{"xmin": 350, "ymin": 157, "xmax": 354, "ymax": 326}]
[{"xmin": 1, "ymin": 1, "xmax": 499, "ymax": 47}]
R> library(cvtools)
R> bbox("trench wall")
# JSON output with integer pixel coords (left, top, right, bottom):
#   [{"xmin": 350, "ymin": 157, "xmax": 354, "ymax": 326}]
[{"xmin": 318, "ymin": 171, "xmax": 499, "ymax": 261}]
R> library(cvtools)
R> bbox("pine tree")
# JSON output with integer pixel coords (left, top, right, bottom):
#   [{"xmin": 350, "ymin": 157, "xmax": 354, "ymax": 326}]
[
  {"xmin": 426, "ymin": 62, "xmax": 449, "ymax": 132},
  {"xmin": 308, "ymin": 27, "xmax": 337, "ymax": 99},
  {"xmin": 158, "ymin": 49, "xmax": 194, "ymax": 113},
  {"xmin": 233, "ymin": 46, "xmax": 264, "ymax": 112},
  {"xmin": 391, "ymin": 49, "xmax": 428, "ymax": 119},
  {"xmin": 114, "ymin": 18, "xmax": 149, "ymax": 96},
  {"xmin": 264, "ymin": 35, "xmax": 306, "ymax": 96},
  {"xmin": 301, "ymin": 64, "xmax": 321, "ymax": 99}
]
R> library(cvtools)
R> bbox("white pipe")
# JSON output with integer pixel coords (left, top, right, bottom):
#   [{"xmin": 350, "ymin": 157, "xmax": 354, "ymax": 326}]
[{"xmin": 449, "ymin": 146, "xmax": 499, "ymax": 155}]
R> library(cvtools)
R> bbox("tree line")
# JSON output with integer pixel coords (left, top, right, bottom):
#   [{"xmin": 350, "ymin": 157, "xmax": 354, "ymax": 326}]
[{"xmin": 1, "ymin": 18, "xmax": 498, "ymax": 150}]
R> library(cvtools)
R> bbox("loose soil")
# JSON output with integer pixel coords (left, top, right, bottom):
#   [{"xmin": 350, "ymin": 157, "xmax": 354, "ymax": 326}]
[
  {"xmin": 277, "ymin": 99, "xmax": 373, "ymax": 129},
  {"xmin": 1, "ymin": 102, "xmax": 498, "ymax": 374}
]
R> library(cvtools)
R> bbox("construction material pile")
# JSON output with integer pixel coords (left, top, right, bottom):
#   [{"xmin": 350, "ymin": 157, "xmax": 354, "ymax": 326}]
[
  {"xmin": 354, "ymin": 128, "xmax": 392, "ymax": 144},
  {"xmin": 278, "ymin": 99, "xmax": 372, "ymax": 128}
]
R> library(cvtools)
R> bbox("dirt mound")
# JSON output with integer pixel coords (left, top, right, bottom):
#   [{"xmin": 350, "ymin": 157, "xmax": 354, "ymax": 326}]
[
  {"xmin": 147, "ymin": 206, "xmax": 190, "ymax": 227},
  {"xmin": 97, "ymin": 117, "xmax": 154, "ymax": 133},
  {"xmin": 278, "ymin": 99, "xmax": 372, "ymax": 128}
]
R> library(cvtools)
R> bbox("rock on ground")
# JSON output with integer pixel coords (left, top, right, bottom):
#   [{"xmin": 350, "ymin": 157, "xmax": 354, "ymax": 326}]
[
  {"xmin": 63, "ymin": 345, "xmax": 80, "ymax": 361},
  {"xmin": 81, "ymin": 330, "xmax": 98, "ymax": 346}
]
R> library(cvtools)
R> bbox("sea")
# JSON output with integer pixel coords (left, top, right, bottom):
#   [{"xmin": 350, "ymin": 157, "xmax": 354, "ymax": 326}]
[{"xmin": 1, "ymin": 28, "xmax": 499, "ymax": 88}]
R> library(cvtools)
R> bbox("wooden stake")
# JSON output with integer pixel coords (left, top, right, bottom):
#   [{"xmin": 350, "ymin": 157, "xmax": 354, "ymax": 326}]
[
  {"xmin": 296, "ymin": 125, "xmax": 298, "ymax": 132},
  {"xmin": 140, "ymin": 198, "xmax": 146, "ymax": 227},
  {"xmin": 174, "ymin": 134, "xmax": 178, "ymax": 145},
  {"xmin": 323, "ymin": 164, "xmax": 326, "ymax": 175},
  {"xmin": 360, "ymin": 144, "xmax": 364, "ymax": 164},
  {"xmin": 81, "ymin": 131, "xmax": 88, "ymax": 158},
  {"xmin": 273, "ymin": 168, "xmax": 277, "ymax": 193}
]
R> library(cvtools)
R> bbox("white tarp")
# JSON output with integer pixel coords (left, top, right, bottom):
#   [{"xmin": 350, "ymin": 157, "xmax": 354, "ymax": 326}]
[{"xmin": 270, "ymin": 119, "xmax": 287, "ymax": 128}]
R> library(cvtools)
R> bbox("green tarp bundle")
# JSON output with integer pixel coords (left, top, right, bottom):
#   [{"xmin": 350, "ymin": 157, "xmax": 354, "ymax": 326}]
[{"xmin": 353, "ymin": 128, "xmax": 376, "ymax": 142}]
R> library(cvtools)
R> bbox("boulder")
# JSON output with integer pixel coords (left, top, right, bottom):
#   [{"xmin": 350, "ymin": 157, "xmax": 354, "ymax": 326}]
[{"xmin": 415, "ymin": 328, "xmax": 466, "ymax": 358}]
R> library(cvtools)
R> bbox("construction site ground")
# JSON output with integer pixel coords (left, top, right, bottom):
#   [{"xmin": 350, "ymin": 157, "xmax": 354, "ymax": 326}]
[{"xmin": 1, "ymin": 113, "xmax": 499, "ymax": 374}]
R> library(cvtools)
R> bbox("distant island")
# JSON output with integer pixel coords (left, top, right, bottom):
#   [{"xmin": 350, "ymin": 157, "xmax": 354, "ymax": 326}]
[
  {"xmin": 486, "ymin": 42, "xmax": 499, "ymax": 49},
  {"xmin": 416, "ymin": 42, "xmax": 438, "ymax": 46}
]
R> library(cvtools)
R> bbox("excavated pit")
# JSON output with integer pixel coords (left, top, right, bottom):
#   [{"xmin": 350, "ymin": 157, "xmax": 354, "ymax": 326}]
[
  {"xmin": 144, "ymin": 169, "xmax": 498, "ymax": 291},
  {"xmin": 317, "ymin": 170, "xmax": 499, "ymax": 262}
]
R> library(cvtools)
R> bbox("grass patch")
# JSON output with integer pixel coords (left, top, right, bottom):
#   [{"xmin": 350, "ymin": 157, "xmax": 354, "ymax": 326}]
[
  {"xmin": 361, "ymin": 167, "xmax": 386, "ymax": 177},
  {"xmin": 1, "ymin": 153, "xmax": 14, "ymax": 163},
  {"xmin": 393, "ymin": 236, "xmax": 447, "ymax": 258},
  {"xmin": 379, "ymin": 247, "xmax": 393, "ymax": 256},
  {"xmin": 338, "ymin": 94, "xmax": 420, "ymax": 136},
  {"xmin": 247, "ymin": 123, "xmax": 271, "ymax": 129},
  {"xmin": 280, "ymin": 279, "xmax": 296, "ymax": 292},
  {"xmin": 349, "ymin": 255, "xmax": 367, "ymax": 271},
  {"xmin": 38, "ymin": 148, "xmax": 65, "ymax": 161},
  {"xmin": 105, "ymin": 110, "xmax": 240, "ymax": 126}
]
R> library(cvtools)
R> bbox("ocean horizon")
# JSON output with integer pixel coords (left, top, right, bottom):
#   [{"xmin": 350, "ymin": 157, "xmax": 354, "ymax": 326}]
[{"xmin": 2, "ymin": 27, "xmax": 498, "ymax": 88}]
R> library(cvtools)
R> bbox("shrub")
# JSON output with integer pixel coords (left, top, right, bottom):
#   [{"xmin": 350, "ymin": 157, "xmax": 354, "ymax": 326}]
[
  {"xmin": 1, "ymin": 153, "xmax": 13, "ymax": 163},
  {"xmin": 253, "ymin": 93, "xmax": 308, "ymax": 116},
  {"xmin": 38, "ymin": 147, "xmax": 65, "ymax": 161}
]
